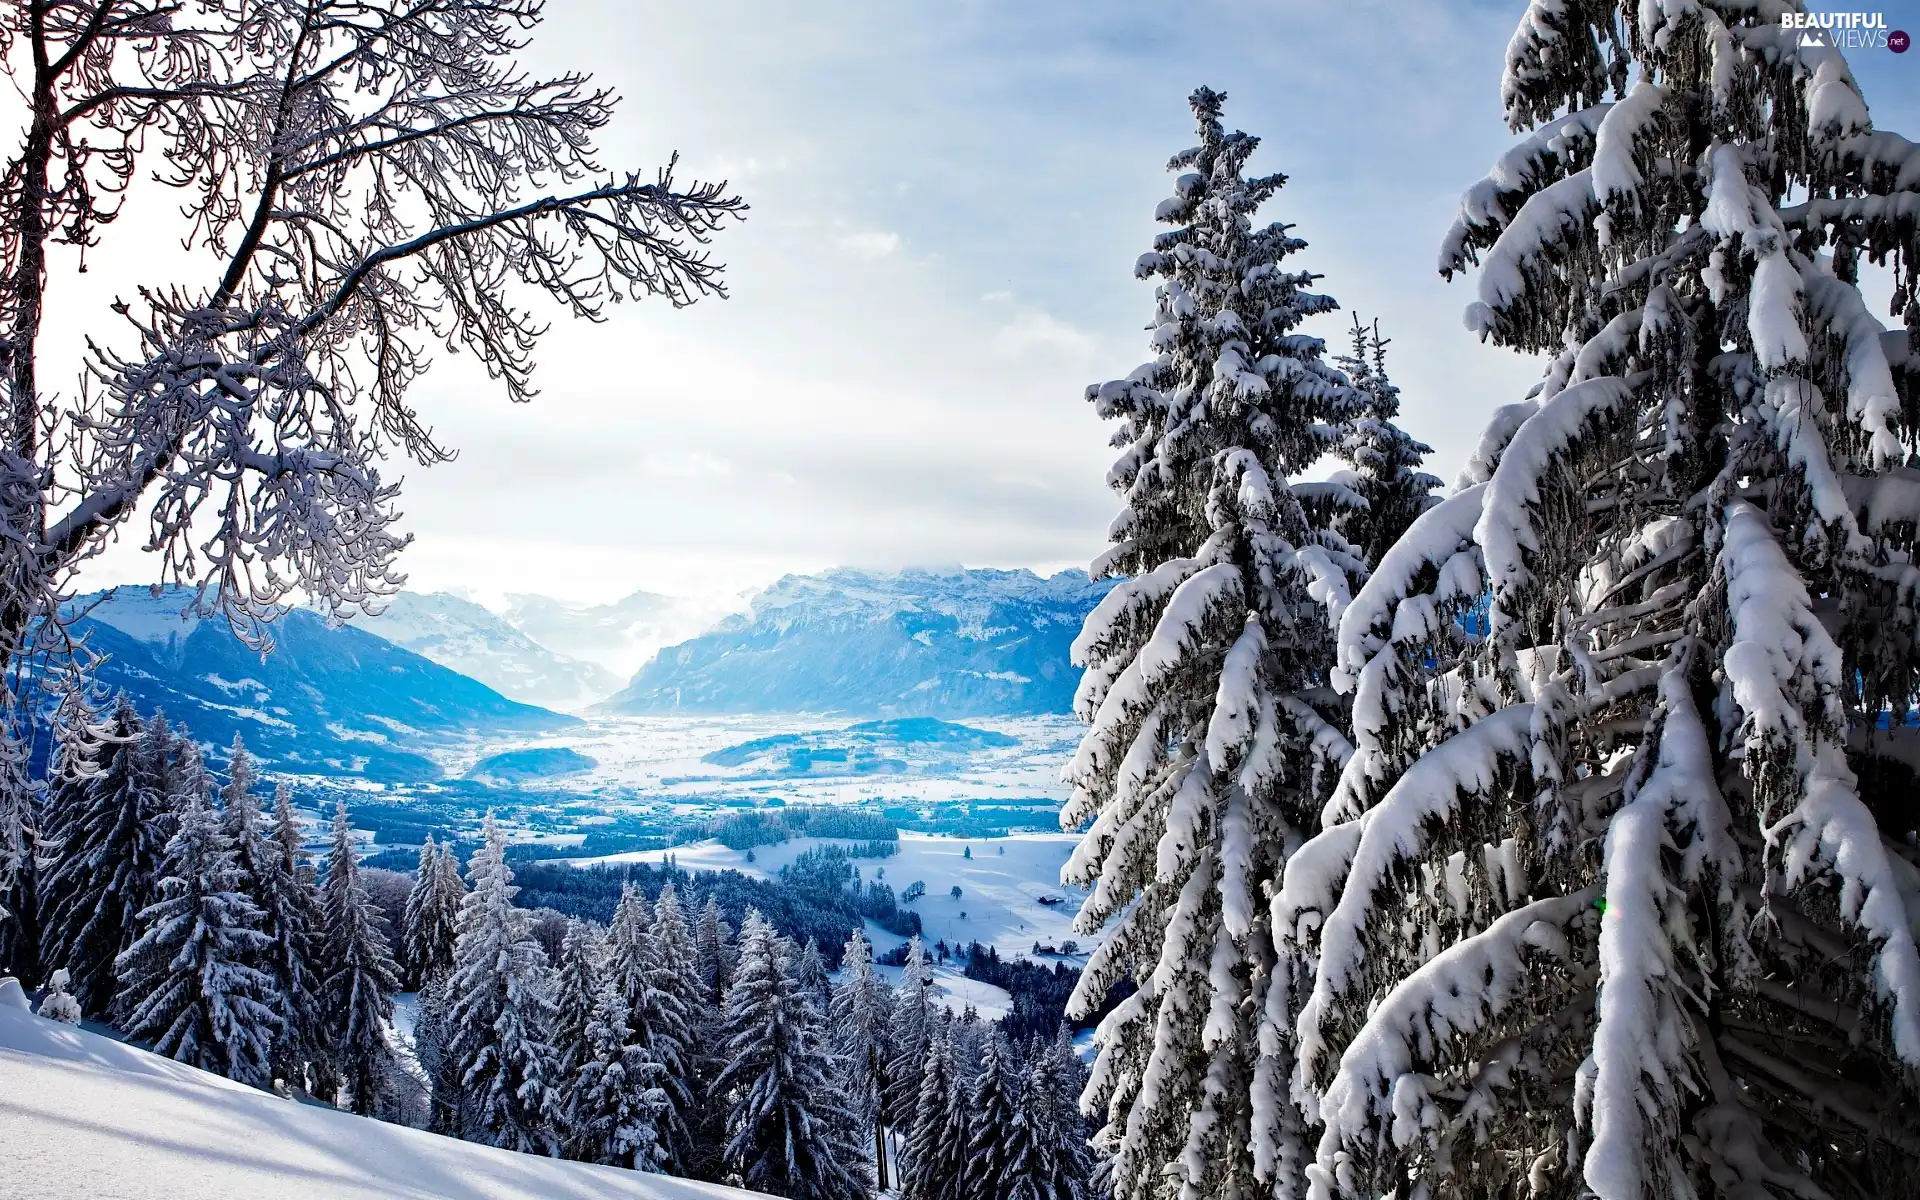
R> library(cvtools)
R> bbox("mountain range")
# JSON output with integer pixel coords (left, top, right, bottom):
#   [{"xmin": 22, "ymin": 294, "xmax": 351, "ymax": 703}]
[
  {"xmin": 353, "ymin": 591, "xmax": 623, "ymax": 712},
  {"xmin": 47, "ymin": 568, "xmax": 1109, "ymax": 778},
  {"xmin": 59, "ymin": 588, "xmax": 573, "ymax": 782},
  {"xmin": 600, "ymin": 567, "xmax": 1114, "ymax": 718}
]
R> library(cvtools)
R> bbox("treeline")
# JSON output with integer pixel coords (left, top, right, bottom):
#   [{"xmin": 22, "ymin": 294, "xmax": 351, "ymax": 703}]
[
  {"xmin": 689, "ymin": 804, "xmax": 899, "ymax": 850},
  {"xmin": 511, "ymin": 841, "xmax": 922, "ymax": 969},
  {"xmin": 0, "ymin": 695, "xmax": 406, "ymax": 1110}
]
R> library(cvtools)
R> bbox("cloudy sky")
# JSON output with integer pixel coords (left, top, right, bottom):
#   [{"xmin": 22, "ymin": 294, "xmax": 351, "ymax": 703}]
[{"xmin": 80, "ymin": 0, "xmax": 1920, "ymax": 606}]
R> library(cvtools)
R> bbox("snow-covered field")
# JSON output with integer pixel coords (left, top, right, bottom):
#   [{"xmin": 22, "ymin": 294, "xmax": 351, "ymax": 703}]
[
  {"xmin": 0, "ymin": 980, "xmax": 762, "ymax": 1199},
  {"xmin": 573, "ymin": 831, "xmax": 1091, "ymax": 963},
  {"xmin": 437, "ymin": 713, "xmax": 1080, "ymax": 809}
]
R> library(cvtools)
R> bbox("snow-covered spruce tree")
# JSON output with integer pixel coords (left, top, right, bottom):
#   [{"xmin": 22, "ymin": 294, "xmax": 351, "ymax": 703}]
[
  {"xmin": 1277, "ymin": 8, "xmax": 1920, "ymax": 1198},
  {"xmin": 685, "ymin": 891, "xmax": 737, "ymax": 1181},
  {"xmin": 35, "ymin": 967, "xmax": 81, "ymax": 1024},
  {"xmin": 38, "ymin": 698, "xmax": 164, "ymax": 1017},
  {"xmin": 412, "ymin": 975, "xmax": 465, "ymax": 1135},
  {"xmin": 641, "ymin": 882, "xmax": 702, "ymax": 1171},
  {"xmin": 264, "ymin": 783, "xmax": 327, "ymax": 1087},
  {"xmin": 795, "ymin": 936, "xmax": 832, "ymax": 1014},
  {"xmin": 834, "ymin": 929, "xmax": 898, "ymax": 1188},
  {"xmin": 551, "ymin": 919, "xmax": 607, "ymax": 1084},
  {"xmin": 1328, "ymin": 316, "xmax": 1441, "ymax": 567},
  {"xmin": 566, "ymin": 977, "xmax": 670, "ymax": 1169},
  {"xmin": 607, "ymin": 879, "xmax": 655, "ymax": 1015},
  {"xmin": 902, "ymin": 1026, "xmax": 969, "ymax": 1200},
  {"xmin": 716, "ymin": 909, "xmax": 870, "ymax": 1199},
  {"xmin": 964, "ymin": 1029, "xmax": 1021, "ymax": 1200},
  {"xmin": 886, "ymin": 933, "xmax": 937, "ymax": 1136},
  {"xmin": 141, "ymin": 713, "xmax": 203, "ymax": 819},
  {"xmin": 320, "ymin": 802, "xmax": 401, "ymax": 1115},
  {"xmin": 221, "ymin": 738, "xmax": 317, "ymax": 1084},
  {"xmin": 401, "ymin": 837, "xmax": 464, "ymax": 991},
  {"xmin": 1063, "ymin": 85, "xmax": 1373, "ymax": 1200},
  {"xmin": 446, "ymin": 816, "xmax": 559, "ymax": 1154},
  {"xmin": 694, "ymin": 893, "xmax": 734, "ymax": 1002},
  {"xmin": 112, "ymin": 793, "xmax": 280, "ymax": 1084}
]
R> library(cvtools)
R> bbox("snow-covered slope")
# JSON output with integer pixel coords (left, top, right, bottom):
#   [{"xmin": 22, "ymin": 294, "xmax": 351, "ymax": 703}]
[
  {"xmin": 60, "ymin": 587, "xmax": 574, "ymax": 782},
  {"xmin": 0, "ymin": 978, "xmax": 761, "ymax": 1199},
  {"xmin": 573, "ymin": 831, "xmax": 1093, "ymax": 962},
  {"xmin": 355, "ymin": 591, "xmax": 623, "ymax": 711},
  {"xmin": 600, "ymin": 568, "xmax": 1116, "ymax": 718},
  {"xmin": 502, "ymin": 590, "xmax": 739, "ymax": 680}
]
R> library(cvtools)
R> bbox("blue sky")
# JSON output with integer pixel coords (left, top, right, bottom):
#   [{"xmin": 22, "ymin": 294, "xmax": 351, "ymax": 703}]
[{"xmin": 84, "ymin": 0, "xmax": 1920, "ymax": 605}]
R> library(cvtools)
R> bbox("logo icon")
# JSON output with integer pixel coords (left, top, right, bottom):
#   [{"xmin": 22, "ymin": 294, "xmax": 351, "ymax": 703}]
[
  {"xmin": 1892, "ymin": 29, "xmax": 1911, "ymax": 51},
  {"xmin": 1801, "ymin": 30, "xmax": 1829, "ymax": 46}
]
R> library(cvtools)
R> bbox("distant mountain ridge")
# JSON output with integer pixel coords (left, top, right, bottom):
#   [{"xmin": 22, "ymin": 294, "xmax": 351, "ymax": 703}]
[
  {"xmin": 599, "ymin": 567, "xmax": 1114, "ymax": 718},
  {"xmin": 57, "ymin": 587, "xmax": 573, "ymax": 782},
  {"xmin": 353, "ymin": 591, "xmax": 622, "ymax": 711},
  {"xmin": 500, "ymin": 589, "xmax": 739, "ymax": 679}
]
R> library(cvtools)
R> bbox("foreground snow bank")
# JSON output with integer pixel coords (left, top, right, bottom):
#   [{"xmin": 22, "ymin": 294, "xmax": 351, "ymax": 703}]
[{"xmin": 0, "ymin": 978, "xmax": 759, "ymax": 1200}]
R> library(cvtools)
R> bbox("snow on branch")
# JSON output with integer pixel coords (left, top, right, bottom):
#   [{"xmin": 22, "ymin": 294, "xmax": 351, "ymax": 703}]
[
  {"xmin": 1475, "ymin": 376, "xmax": 1634, "ymax": 638},
  {"xmin": 1306, "ymin": 889, "xmax": 1597, "ymax": 1200},
  {"xmin": 1296, "ymin": 705, "xmax": 1538, "ymax": 1096}
]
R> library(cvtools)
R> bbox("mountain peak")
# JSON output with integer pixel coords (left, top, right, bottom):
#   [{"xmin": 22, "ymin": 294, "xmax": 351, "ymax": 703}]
[{"xmin": 600, "ymin": 565, "xmax": 1114, "ymax": 719}]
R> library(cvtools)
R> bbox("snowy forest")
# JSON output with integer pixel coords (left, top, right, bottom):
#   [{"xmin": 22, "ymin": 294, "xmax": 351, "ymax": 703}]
[{"xmin": 4, "ymin": 1, "xmax": 1920, "ymax": 1199}]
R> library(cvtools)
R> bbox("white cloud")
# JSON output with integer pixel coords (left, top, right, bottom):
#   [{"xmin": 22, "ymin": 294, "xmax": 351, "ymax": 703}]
[
  {"xmin": 979, "ymin": 290, "xmax": 1014, "ymax": 303},
  {"xmin": 992, "ymin": 309, "xmax": 1098, "ymax": 362},
  {"xmin": 836, "ymin": 230, "xmax": 901, "ymax": 260}
]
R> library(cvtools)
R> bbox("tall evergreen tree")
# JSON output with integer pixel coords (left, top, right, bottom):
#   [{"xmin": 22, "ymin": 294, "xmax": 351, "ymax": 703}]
[
  {"xmin": 963, "ymin": 1031, "xmax": 1021, "ymax": 1200},
  {"xmin": 605, "ymin": 881, "xmax": 655, "ymax": 1023},
  {"xmin": 885, "ymin": 934, "xmax": 936, "ymax": 1136},
  {"xmin": 1063, "ymin": 85, "xmax": 1377, "ymax": 1200},
  {"xmin": 412, "ymin": 976, "xmax": 462, "ymax": 1136},
  {"xmin": 446, "ymin": 815, "xmax": 558, "ymax": 1154},
  {"xmin": 565, "ymin": 978, "xmax": 669, "ymax": 1170},
  {"xmin": 693, "ymin": 893, "xmax": 733, "ymax": 1003},
  {"xmin": 641, "ymin": 882, "xmax": 701, "ymax": 1172},
  {"xmin": 550, "ymin": 919, "xmax": 606, "ymax": 1083},
  {"xmin": 319, "ymin": 801, "xmax": 400, "ymax": 1115},
  {"xmin": 400, "ymin": 837, "xmax": 463, "ymax": 990},
  {"xmin": 1328, "ymin": 314, "xmax": 1439, "ymax": 566},
  {"xmin": 794, "ymin": 936, "xmax": 831, "ymax": 1014},
  {"xmin": 684, "ymin": 889, "xmax": 736, "ymax": 1181},
  {"xmin": 263, "ymin": 782, "xmax": 325, "ymax": 1091},
  {"xmin": 39, "ymin": 698, "xmax": 167, "ymax": 1017},
  {"xmin": 1276, "ymin": 8, "xmax": 1920, "ymax": 1198},
  {"xmin": 16, "ymin": 691, "xmax": 103, "ymax": 983},
  {"xmin": 1043, "ymin": 1026, "xmax": 1094, "ymax": 1195},
  {"xmin": 716, "ymin": 909, "xmax": 869, "ymax": 1199},
  {"xmin": 112, "ymin": 794, "xmax": 280, "ymax": 1084},
  {"xmin": 902, "ymin": 1028, "xmax": 967, "ymax": 1200},
  {"xmin": 833, "ymin": 929, "xmax": 896, "ymax": 1189}
]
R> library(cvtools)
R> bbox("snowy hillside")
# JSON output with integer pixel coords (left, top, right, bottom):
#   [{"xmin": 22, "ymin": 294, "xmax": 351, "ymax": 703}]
[
  {"xmin": 60, "ymin": 587, "xmax": 574, "ymax": 782},
  {"xmin": 355, "ymin": 591, "xmax": 623, "ymax": 711},
  {"xmin": 0, "ymin": 979, "xmax": 762, "ymax": 1199},
  {"xmin": 601, "ymin": 568, "xmax": 1115, "ymax": 718},
  {"xmin": 502, "ymin": 589, "xmax": 740, "ymax": 680},
  {"xmin": 572, "ymin": 831, "xmax": 1093, "ymax": 963}
]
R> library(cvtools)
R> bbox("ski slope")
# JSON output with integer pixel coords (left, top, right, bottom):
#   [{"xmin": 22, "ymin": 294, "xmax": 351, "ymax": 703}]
[{"xmin": 0, "ymin": 979, "xmax": 761, "ymax": 1200}]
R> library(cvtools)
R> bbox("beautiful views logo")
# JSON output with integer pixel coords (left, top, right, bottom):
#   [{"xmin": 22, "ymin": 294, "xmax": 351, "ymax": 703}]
[{"xmin": 1780, "ymin": 11, "xmax": 1903, "ymax": 50}]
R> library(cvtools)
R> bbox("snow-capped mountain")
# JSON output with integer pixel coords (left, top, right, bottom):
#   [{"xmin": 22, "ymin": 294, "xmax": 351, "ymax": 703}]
[
  {"xmin": 60, "ymin": 587, "xmax": 573, "ymax": 782},
  {"xmin": 599, "ymin": 568, "xmax": 1115, "ymax": 718},
  {"xmin": 501, "ymin": 589, "xmax": 740, "ymax": 679},
  {"xmin": 354, "ymin": 591, "xmax": 623, "ymax": 711}
]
